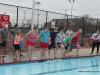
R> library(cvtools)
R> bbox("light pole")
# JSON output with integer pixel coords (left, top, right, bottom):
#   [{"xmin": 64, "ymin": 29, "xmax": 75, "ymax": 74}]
[
  {"xmin": 4, "ymin": 13, "xmax": 7, "ymax": 15},
  {"xmin": 69, "ymin": 0, "xmax": 75, "ymax": 24},
  {"xmin": 13, "ymin": 20, "xmax": 15, "ymax": 26},
  {"xmin": 63, "ymin": 9, "xmax": 68, "ymax": 31},
  {"xmin": 23, "ymin": 11, "xmax": 27, "ymax": 28},
  {"xmin": 35, "ymin": 2, "xmax": 41, "ymax": 28},
  {"xmin": 31, "ymin": 0, "xmax": 35, "ymax": 30}
]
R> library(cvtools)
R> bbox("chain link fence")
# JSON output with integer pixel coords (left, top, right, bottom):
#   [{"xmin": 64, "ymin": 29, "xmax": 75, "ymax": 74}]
[{"xmin": 0, "ymin": 3, "xmax": 100, "ymax": 51}]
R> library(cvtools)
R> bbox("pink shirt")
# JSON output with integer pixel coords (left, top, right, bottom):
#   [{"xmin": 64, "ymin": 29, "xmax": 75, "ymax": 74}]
[
  {"xmin": 27, "ymin": 30, "xmax": 37, "ymax": 43},
  {"xmin": 71, "ymin": 32, "xmax": 80, "ymax": 43}
]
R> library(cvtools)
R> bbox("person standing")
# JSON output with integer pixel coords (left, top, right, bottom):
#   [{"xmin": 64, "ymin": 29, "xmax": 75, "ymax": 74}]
[
  {"xmin": 0, "ymin": 24, "xmax": 9, "ymax": 57},
  {"xmin": 37, "ymin": 27, "xmax": 50, "ymax": 59},
  {"xmin": 70, "ymin": 29, "xmax": 82, "ymax": 56},
  {"xmin": 48, "ymin": 27, "xmax": 58, "ymax": 58},
  {"xmin": 9, "ymin": 24, "xmax": 23, "ymax": 56},
  {"xmin": 65, "ymin": 27, "xmax": 73, "ymax": 38},
  {"xmin": 14, "ymin": 31, "xmax": 22, "ymax": 60},
  {"xmin": 22, "ymin": 27, "xmax": 38, "ymax": 60},
  {"xmin": 90, "ymin": 30, "xmax": 100, "ymax": 55},
  {"xmin": 56, "ymin": 29, "xmax": 64, "ymax": 57}
]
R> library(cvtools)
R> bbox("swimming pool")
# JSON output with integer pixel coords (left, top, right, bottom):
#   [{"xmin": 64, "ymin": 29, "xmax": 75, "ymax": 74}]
[{"xmin": 0, "ymin": 57, "xmax": 100, "ymax": 75}]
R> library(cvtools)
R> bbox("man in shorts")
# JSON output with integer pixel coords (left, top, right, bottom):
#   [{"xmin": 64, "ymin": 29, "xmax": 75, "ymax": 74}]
[
  {"xmin": 70, "ymin": 29, "xmax": 82, "ymax": 56},
  {"xmin": 48, "ymin": 27, "xmax": 58, "ymax": 58},
  {"xmin": 8, "ymin": 24, "xmax": 23, "ymax": 56},
  {"xmin": 38, "ymin": 26, "xmax": 50, "ymax": 59},
  {"xmin": 0, "ymin": 24, "xmax": 9, "ymax": 57}
]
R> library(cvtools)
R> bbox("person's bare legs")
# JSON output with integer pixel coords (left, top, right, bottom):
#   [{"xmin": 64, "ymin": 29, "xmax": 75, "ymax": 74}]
[
  {"xmin": 56, "ymin": 44, "xmax": 58, "ymax": 57},
  {"xmin": 19, "ymin": 47, "xmax": 21, "ymax": 54},
  {"xmin": 14, "ymin": 50, "xmax": 17, "ymax": 59},
  {"xmin": 2, "ymin": 47, "xmax": 6, "ymax": 57},
  {"xmin": 41, "ymin": 49, "xmax": 44, "ymax": 59},
  {"xmin": 63, "ymin": 50, "xmax": 67, "ymax": 56},
  {"xmin": 65, "ymin": 48, "xmax": 70, "ymax": 56},
  {"xmin": 29, "ymin": 46, "xmax": 34, "ymax": 60},
  {"xmin": 43, "ymin": 48, "xmax": 46, "ymax": 59},
  {"xmin": 27, "ymin": 46, "xmax": 31, "ymax": 60},
  {"xmin": 48, "ymin": 49, "xmax": 50, "ymax": 58},
  {"xmin": 16, "ymin": 50, "xmax": 19, "ymax": 60},
  {"xmin": 0, "ymin": 47, "xmax": 1, "ymax": 57},
  {"xmin": 76, "ymin": 49, "xmax": 79, "ymax": 56},
  {"xmin": 56, "ymin": 44, "xmax": 58, "ymax": 50},
  {"xmin": 60, "ymin": 44, "xmax": 64, "ymax": 57},
  {"xmin": 54, "ymin": 48, "xmax": 57, "ymax": 58}
]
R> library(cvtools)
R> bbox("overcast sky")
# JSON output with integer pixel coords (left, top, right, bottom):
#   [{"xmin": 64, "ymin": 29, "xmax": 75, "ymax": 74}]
[
  {"xmin": 0, "ymin": 0, "xmax": 100, "ymax": 26},
  {"xmin": 0, "ymin": 0, "xmax": 100, "ymax": 18}
]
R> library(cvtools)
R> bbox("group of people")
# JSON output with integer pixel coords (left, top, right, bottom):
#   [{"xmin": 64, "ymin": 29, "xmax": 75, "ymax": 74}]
[{"xmin": 0, "ymin": 24, "xmax": 83, "ymax": 60}]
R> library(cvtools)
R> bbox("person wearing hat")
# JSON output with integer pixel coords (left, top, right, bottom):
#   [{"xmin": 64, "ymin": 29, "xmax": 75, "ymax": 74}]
[
  {"xmin": 0, "ymin": 24, "xmax": 9, "ymax": 57},
  {"xmin": 8, "ymin": 24, "xmax": 23, "ymax": 56},
  {"xmin": 65, "ymin": 27, "xmax": 73, "ymax": 38}
]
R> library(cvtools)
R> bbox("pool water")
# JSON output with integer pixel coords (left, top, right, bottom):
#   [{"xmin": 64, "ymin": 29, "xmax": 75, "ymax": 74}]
[{"xmin": 0, "ymin": 57, "xmax": 100, "ymax": 75}]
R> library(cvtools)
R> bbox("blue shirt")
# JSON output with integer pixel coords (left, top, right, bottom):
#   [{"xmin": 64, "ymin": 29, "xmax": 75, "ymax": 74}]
[
  {"xmin": 57, "ymin": 33, "xmax": 64, "ymax": 43},
  {"xmin": 39, "ymin": 30, "xmax": 50, "ymax": 43},
  {"xmin": 50, "ymin": 32, "xmax": 57, "ymax": 42}
]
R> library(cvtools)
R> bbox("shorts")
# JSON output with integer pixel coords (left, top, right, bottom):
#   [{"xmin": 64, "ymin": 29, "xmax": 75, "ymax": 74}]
[
  {"xmin": 57, "ymin": 43, "xmax": 62, "ymax": 45},
  {"xmin": 0, "ymin": 41, "xmax": 7, "ymax": 47},
  {"xmin": 40, "ymin": 42, "xmax": 48, "ymax": 49},
  {"xmin": 70, "ymin": 42, "xmax": 80, "ymax": 49},
  {"xmin": 14, "ymin": 44, "xmax": 19, "ymax": 50},
  {"xmin": 65, "ymin": 44, "xmax": 70, "ymax": 50},
  {"xmin": 48, "ymin": 42, "xmax": 56, "ymax": 49},
  {"xmin": 13, "ymin": 40, "xmax": 21, "ymax": 47}
]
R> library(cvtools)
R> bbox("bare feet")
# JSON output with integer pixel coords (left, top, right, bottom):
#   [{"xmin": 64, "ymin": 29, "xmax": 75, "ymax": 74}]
[
  {"xmin": 14, "ymin": 57, "xmax": 17, "ymax": 60},
  {"xmin": 48, "ymin": 56, "xmax": 50, "ymax": 59},
  {"xmin": 76, "ymin": 55, "xmax": 80, "ymax": 56},
  {"xmin": 41, "ymin": 57, "xmax": 44, "ymax": 60},
  {"xmin": 2, "ymin": 55, "xmax": 5, "ymax": 57},
  {"xmin": 17, "ymin": 59, "xmax": 20, "ymax": 61},
  {"xmin": 65, "ymin": 55, "xmax": 68, "ymax": 57},
  {"xmin": 27, "ymin": 58, "xmax": 29, "ymax": 61},
  {"xmin": 54, "ymin": 57, "xmax": 57, "ymax": 59},
  {"xmin": 62, "ymin": 55, "xmax": 65, "ymax": 58},
  {"xmin": 29, "ymin": 58, "xmax": 32, "ymax": 61},
  {"xmin": 43, "ymin": 57, "xmax": 45, "ymax": 59}
]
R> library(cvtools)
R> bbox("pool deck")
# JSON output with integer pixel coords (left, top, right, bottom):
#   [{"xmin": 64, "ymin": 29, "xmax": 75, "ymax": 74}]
[{"xmin": 0, "ymin": 47, "xmax": 100, "ymax": 65}]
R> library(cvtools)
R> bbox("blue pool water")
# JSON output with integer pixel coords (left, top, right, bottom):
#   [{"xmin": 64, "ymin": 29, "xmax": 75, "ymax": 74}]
[{"xmin": 0, "ymin": 57, "xmax": 100, "ymax": 75}]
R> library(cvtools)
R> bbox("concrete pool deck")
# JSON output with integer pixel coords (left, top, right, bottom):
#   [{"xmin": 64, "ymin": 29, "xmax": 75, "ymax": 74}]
[{"xmin": 0, "ymin": 47, "xmax": 100, "ymax": 64}]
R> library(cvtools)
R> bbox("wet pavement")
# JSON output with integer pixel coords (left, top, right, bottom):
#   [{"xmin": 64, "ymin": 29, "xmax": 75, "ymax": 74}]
[{"xmin": 0, "ymin": 48, "xmax": 100, "ymax": 64}]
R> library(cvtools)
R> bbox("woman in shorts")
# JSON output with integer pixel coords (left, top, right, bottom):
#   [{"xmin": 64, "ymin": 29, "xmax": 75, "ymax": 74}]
[{"xmin": 56, "ymin": 29, "xmax": 64, "ymax": 57}]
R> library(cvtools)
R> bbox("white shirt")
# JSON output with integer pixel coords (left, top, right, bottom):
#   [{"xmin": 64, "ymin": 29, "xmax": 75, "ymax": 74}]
[
  {"xmin": 92, "ymin": 33, "xmax": 100, "ymax": 40},
  {"xmin": 65, "ymin": 30, "xmax": 73, "ymax": 37}
]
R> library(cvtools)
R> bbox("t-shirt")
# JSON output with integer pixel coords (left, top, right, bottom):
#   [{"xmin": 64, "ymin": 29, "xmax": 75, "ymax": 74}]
[
  {"xmin": 65, "ymin": 30, "xmax": 73, "ymax": 37},
  {"xmin": 39, "ymin": 30, "xmax": 50, "ymax": 43},
  {"xmin": 63, "ymin": 37, "xmax": 71, "ymax": 45},
  {"xmin": 57, "ymin": 33, "xmax": 64, "ymax": 43},
  {"xmin": 10, "ymin": 28, "xmax": 22, "ymax": 38},
  {"xmin": 71, "ymin": 32, "xmax": 80, "ymax": 43},
  {"xmin": 0, "ymin": 28, "xmax": 8, "ymax": 41},
  {"xmin": 50, "ymin": 32, "xmax": 57, "ymax": 42}
]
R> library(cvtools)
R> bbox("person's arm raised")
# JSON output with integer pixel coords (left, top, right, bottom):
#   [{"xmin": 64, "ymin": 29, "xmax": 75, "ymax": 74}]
[
  {"xmin": 22, "ymin": 31, "xmax": 31, "ymax": 39},
  {"xmin": 72, "ymin": 34, "xmax": 77, "ymax": 39}
]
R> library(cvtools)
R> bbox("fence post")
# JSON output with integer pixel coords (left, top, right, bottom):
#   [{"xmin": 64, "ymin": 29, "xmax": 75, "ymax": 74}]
[
  {"xmin": 96, "ymin": 19, "xmax": 98, "ymax": 31},
  {"xmin": 81, "ymin": 17, "xmax": 84, "ymax": 46},
  {"xmin": 17, "ymin": 6, "xmax": 18, "ymax": 25},
  {"xmin": 46, "ymin": 11, "xmax": 48, "ymax": 27},
  {"xmin": 67, "ymin": 15, "xmax": 68, "ymax": 30},
  {"xmin": 64, "ymin": 14, "xmax": 66, "ymax": 32}
]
